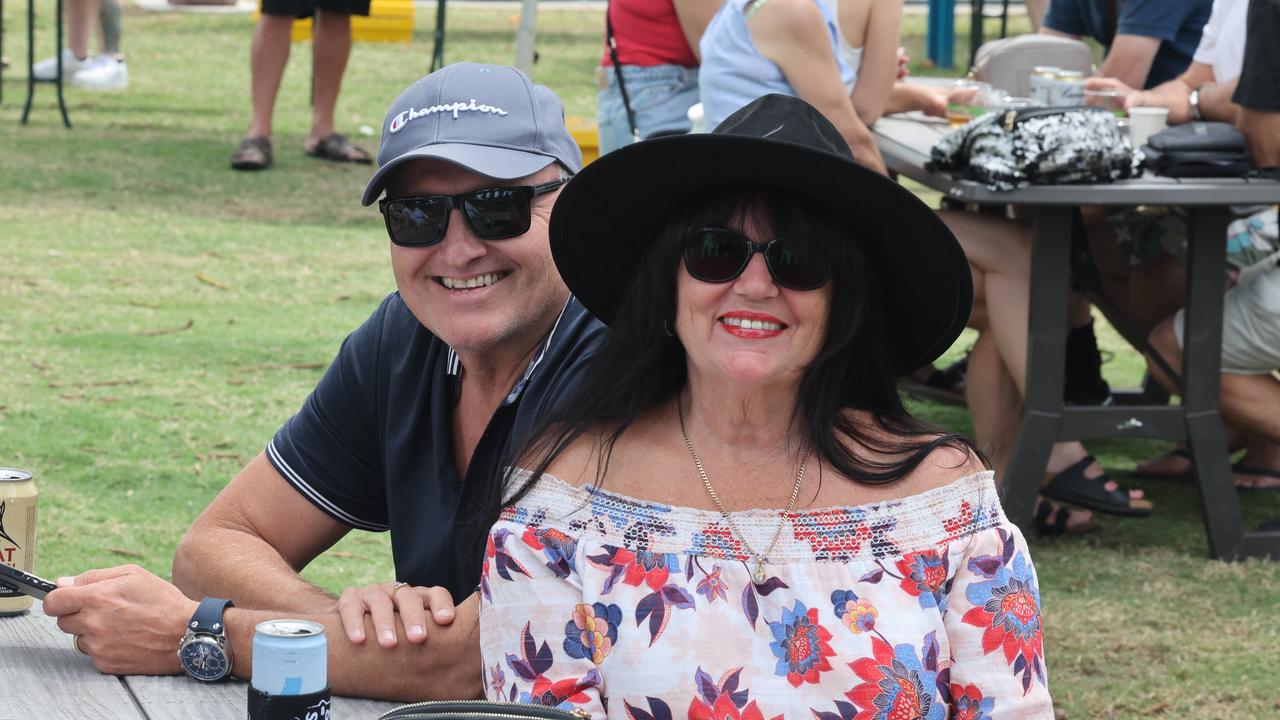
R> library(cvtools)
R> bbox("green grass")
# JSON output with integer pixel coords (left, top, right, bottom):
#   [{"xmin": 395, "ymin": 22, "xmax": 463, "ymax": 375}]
[{"xmin": 2, "ymin": 5, "xmax": 1278, "ymax": 718}]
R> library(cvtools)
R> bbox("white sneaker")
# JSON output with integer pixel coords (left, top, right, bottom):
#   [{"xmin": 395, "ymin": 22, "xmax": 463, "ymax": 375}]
[
  {"xmin": 72, "ymin": 56, "xmax": 128, "ymax": 91},
  {"xmin": 32, "ymin": 48, "xmax": 89, "ymax": 81}
]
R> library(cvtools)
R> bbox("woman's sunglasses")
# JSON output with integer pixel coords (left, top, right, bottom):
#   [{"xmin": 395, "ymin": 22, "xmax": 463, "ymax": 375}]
[
  {"xmin": 681, "ymin": 227, "xmax": 831, "ymax": 291},
  {"xmin": 378, "ymin": 177, "xmax": 569, "ymax": 247}
]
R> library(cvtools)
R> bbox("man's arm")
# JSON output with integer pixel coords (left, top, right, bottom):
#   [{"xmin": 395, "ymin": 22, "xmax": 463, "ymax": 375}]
[
  {"xmin": 173, "ymin": 452, "xmax": 348, "ymax": 612},
  {"xmin": 44, "ymin": 565, "xmax": 482, "ymax": 701},
  {"xmin": 1098, "ymin": 34, "xmax": 1161, "ymax": 89},
  {"xmin": 1110, "ymin": 61, "xmax": 1222, "ymax": 124}
]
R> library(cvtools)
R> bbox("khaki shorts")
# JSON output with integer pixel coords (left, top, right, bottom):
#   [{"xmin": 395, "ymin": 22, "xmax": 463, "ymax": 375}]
[{"xmin": 1174, "ymin": 265, "xmax": 1280, "ymax": 374}]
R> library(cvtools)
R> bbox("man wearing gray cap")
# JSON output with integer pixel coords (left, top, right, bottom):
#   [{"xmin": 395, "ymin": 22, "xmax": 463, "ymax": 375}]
[{"xmin": 42, "ymin": 63, "xmax": 605, "ymax": 701}]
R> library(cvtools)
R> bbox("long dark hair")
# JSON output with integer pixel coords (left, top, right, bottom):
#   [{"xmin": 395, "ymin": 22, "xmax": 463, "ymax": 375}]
[{"xmin": 464, "ymin": 185, "xmax": 981, "ymax": 566}]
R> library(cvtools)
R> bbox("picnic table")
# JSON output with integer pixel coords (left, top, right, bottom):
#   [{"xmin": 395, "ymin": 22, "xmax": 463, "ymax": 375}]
[
  {"xmin": 0, "ymin": 602, "xmax": 403, "ymax": 719},
  {"xmin": 872, "ymin": 113, "xmax": 1280, "ymax": 561}
]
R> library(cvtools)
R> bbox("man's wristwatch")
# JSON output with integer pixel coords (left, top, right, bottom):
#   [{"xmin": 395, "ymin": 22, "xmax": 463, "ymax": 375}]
[
  {"xmin": 1188, "ymin": 85, "xmax": 1204, "ymax": 121},
  {"xmin": 177, "ymin": 597, "xmax": 235, "ymax": 682}
]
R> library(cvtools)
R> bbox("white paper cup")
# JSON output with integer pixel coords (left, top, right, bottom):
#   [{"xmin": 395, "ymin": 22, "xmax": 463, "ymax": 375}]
[{"xmin": 1128, "ymin": 106, "xmax": 1170, "ymax": 148}]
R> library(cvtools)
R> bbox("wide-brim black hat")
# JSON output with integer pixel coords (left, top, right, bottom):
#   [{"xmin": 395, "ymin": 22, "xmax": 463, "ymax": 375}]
[{"xmin": 550, "ymin": 94, "xmax": 972, "ymax": 374}]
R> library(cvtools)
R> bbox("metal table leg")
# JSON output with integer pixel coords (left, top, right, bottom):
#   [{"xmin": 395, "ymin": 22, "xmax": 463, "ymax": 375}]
[
  {"xmin": 1001, "ymin": 206, "xmax": 1075, "ymax": 527},
  {"xmin": 20, "ymin": 0, "xmax": 72, "ymax": 127},
  {"xmin": 1180, "ymin": 207, "xmax": 1278, "ymax": 560}
]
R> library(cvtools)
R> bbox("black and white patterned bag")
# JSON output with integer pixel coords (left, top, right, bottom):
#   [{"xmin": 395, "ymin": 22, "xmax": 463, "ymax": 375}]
[{"xmin": 928, "ymin": 106, "xmax": 1143, "ymax": 191}]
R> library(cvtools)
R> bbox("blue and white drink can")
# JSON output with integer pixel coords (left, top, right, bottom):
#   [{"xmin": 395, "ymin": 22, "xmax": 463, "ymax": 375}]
[{"xmin": 252, "ymin": 620, "xmax": 327, "ymax": 696}]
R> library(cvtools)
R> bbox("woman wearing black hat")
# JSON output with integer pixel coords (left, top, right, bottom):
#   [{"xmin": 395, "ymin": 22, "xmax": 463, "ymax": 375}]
[{"xmin": 475, "ymin": 95, "xmax": 1053, "ymax": 719}]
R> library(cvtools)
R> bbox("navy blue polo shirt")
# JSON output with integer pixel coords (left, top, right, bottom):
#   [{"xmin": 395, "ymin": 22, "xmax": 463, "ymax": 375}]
[
  {"xmin": 1043, "ymin": 0, "xmax": 1213, "ymax": 88},
  {"xmin": 266, "ymin": 292, "xmax": 605, "ymax": 602}
]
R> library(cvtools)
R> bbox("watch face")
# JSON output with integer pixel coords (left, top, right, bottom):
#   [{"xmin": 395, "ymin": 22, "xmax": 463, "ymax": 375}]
[{"xmin": 180, "ymin": 636, "xmax": 230, "ymax": 682}]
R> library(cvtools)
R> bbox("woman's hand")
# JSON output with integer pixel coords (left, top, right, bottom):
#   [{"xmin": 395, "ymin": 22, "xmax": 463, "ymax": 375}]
[
  {"xmin": 336, "ymin": 582, "xmax": 457, "ymax": 648},
  {"xmin": 896, "ymin": 47, "xmax": 910, "ymax": 79}
]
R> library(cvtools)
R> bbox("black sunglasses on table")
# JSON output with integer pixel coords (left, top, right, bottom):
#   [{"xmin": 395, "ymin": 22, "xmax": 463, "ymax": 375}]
[
  {"xmin": 682, "ymin": 226, "xmax": 831, "ymax": 291},
  {"xmin": 379, "ymin": 177, "xmax": 569, "ymax": 247}
]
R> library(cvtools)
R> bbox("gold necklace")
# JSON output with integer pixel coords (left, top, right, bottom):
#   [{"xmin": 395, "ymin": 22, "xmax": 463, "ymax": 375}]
[{"xmin": 676, "ymin": 393, "xmax": 809, "ymax": 584}]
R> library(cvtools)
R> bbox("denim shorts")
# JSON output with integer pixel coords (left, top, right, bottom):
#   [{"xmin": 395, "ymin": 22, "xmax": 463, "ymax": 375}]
[{"xmin": 596, "ymin": 64, "xmax": 699, "ymax": 156}]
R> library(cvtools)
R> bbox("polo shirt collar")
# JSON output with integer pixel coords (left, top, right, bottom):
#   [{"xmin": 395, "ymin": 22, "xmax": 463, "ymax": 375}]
[{"xmin": 444, "ymin": 297, "xmax": 574, "ymax": 407}]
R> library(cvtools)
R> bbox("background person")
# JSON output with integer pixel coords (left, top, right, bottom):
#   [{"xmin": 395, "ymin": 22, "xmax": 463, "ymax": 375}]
[
  {"xmin": 698, "ymin": 0, "xmax": 887, "ymax": 173},
  {"xmin": 31, "ymin": 0, "xmax": 129, "ymax": 90},
  {"xmin": 1138, "ymin": 0, "xmax": 1280, "ymax": 490},
  {"xmin": 229, "ymin": 0, "xmax": 375, "ymax": 170},
  {"xmin": 1041, "ymin": 0, "xmax": 1213, "ymax": 89},
  {"xmin": 477, "ymin": 94, "xmax": 1052, "ymax": 718},
  {"xmin": 596, "ymin": 0, "xmax": 720, "ymax": 153},
  {"xmin": 42, "ymin": 64, "xmax": 603, "ymax": 702}
]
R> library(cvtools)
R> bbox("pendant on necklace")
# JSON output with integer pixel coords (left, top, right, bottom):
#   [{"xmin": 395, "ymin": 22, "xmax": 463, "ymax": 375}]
[{"xmin": 752, "ymin": 558, "xmax": 767, "ymax": 584}]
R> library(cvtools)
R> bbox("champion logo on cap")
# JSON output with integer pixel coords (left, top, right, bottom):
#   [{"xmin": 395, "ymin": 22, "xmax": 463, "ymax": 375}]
[{"xmin": 388, "ymin": 98, "xmax": 510, "ymax": 134}]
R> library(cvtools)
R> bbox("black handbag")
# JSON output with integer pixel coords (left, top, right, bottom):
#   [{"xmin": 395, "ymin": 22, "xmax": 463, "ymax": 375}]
[
  {"xmin": 1142, "ymin": 121, "xmax": 1253, "ymax": 178},
  {"xmin": 380, "ymin": 701, "xmax": 588, "ymax": 720},
  {"xmin": 928, "ymin": 106, "xmax": 1142, "ymax": 191}
]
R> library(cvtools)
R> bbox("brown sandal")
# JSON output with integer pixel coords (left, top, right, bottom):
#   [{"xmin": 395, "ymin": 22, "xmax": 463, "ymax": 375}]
[
  {"xmin": 230, "ymin": 136, "xmax": 272, "ymax": 171},
  {"xmin": 305, "ymin": 133, "xmax": 372, "ymax": 164}
]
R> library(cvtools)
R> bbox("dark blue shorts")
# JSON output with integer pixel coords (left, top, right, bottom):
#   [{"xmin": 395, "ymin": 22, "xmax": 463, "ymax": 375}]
[{"xmin": 261, "ymin": 0, "xmax": 370, "ymax": 19}]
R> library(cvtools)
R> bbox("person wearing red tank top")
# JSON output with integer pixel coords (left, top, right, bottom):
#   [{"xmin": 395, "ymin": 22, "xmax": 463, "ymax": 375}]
[{"xmin": 595, "ymin": 0, "xmax": 721, "ymax": 154}]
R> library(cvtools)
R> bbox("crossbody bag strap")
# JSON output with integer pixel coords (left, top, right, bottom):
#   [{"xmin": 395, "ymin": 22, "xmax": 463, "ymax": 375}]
[
  {"xmin": 1103, "ymin": 0, "xmax": 1119, "ymax": 45},
  {"xmin": 606, "ymin": 0, "xmax": 640, "ymax": 140}
]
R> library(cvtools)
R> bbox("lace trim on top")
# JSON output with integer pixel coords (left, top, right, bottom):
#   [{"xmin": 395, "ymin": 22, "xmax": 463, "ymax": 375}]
[{"xmin": 501, "ymin": 469, "xmax": 1004, "ymax": 562}]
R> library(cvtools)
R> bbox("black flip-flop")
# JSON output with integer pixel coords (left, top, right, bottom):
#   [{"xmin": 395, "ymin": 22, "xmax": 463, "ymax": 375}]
[
  {"xmin": 1042, "ymin": 455, "xmax": 1154, "ymax": 517},
  {"xmin": 305, "ymin": 133, "xmax": 372, "ymax": 165},
  {"xmin": 1032, "ymin": 499, "xmax": 1095, "ymax": 537},
  {"xmin": 1232, "ymin": 464, "xmax": 1280, "ymax": 493},
  {"xmin": 230, "ymin": 136, "xmax": 272, "ymax": 171},
  {"xmin": 1129, "ymin": 447, "xmax": 1193, "ymax": 482}
]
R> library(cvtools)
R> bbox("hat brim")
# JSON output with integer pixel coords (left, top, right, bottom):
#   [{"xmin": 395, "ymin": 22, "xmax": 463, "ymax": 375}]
[
  {"xmin": 549, "ymin": 133, "xmax": 972, "ymax": 373},
  {"xmin": 362, "ymin": 143, "xmax": 559, "ymax": 206}
]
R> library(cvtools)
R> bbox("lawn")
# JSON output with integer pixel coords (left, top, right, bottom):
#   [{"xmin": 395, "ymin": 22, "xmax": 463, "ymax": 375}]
[{"xmin": 1, "ymin": 4, "xmax": 1277, "ymax": 718}]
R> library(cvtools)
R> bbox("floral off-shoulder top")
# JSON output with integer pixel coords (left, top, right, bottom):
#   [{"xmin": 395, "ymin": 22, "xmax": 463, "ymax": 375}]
[{"xmin": 478, "ymin": 469, "xmax": 1053, "ymax": 720}]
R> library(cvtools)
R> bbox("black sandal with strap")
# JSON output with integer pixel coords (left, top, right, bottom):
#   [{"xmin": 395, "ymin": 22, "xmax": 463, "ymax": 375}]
[
  {"xmin": 1032, "ymin": 499, "xmax": 1095, "ymax": 537},
  {"xmin": 305, "ymin": 132, "xmax": 372, "ymax": 164},
  {"xmin": 1042, "ymin": 455, "xmax": 1154, "ymax": 517},
  {"xmin": 1129, "ymin": 446, "xmax": 1193, "ymax": 482},
  {"xmin": 230, "ymin": 136, "xmax": 272, "ymax": 171}
]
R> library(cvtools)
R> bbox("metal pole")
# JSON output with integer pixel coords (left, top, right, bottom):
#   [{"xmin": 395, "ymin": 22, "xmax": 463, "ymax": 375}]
[{"xmin": 514, "ymin": 0, "xmax": 537, "ymax": 75}]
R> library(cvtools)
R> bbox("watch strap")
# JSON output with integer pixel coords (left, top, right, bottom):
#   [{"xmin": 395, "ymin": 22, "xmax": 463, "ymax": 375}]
[
  {"xmin": 190, "ymin": 597, "xmax": 234, "ymax": 635},
  {"xmin": 1189, "ymin": 86, "xmax": 1204, "ymax": 121}
]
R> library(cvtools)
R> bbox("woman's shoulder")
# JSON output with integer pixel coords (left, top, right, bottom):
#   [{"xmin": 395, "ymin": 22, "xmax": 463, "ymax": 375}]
[{"xmin": 836, "ymin": 409, "xmax": 989, "ymax": 495}]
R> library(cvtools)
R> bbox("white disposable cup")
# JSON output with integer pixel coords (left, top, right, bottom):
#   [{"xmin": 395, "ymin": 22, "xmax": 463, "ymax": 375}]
[{"xmin": 1128, "ymin": 106, "xmax": 1170, "ymax": 148}]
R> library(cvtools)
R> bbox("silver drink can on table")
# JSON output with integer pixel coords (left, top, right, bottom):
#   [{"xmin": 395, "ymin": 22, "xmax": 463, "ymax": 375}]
[
  {"xmin": 0, "ymin": 468, "xmax": 38, "ymax": 617},
  {"xmin": 1053, "ymin": 70, "xmax": 1086, "ymax": 106},
  {"xmin": 1030, "ymin": 66, "xmax": 1060, "ymax": 105},
  {"xmin": 252, "ymin": 619, "xmax": 328, "ymax": 695}
]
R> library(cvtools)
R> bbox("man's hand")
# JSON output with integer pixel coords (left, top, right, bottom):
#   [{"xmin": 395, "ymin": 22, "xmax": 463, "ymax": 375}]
[
  {"xmin": 42, "ymin": 565, "xmax": 198, "ymax": 676},
  {"xmin": 336, "ymin": 582, "xmax": 456, "ymax": 647},
  {"xmin": 1084, "ymin": 76, "xmax": 1137, "ymax": 96},
  {"xmin": 896, "ymin": 47, "xmax": 910, "ymax": 79}
]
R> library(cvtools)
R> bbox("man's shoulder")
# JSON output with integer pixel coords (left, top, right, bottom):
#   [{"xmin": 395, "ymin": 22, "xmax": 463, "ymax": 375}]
[{"xmin": 1120, "ymin": 0, "xmax": 1214, "ymax": 29}]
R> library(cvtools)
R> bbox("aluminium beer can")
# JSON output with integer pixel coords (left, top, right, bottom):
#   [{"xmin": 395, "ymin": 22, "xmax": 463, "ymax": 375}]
[
  {"xmin": 0, "ymin": 468, "xmax": 38, "ymax": 616},
  {"xmin": 252, "ymin": 619, "xmax": 328, "ymax": 695},
  {"xmin": 1030, "ymin": 66, "xmax": 1060, "ymax": 105}
]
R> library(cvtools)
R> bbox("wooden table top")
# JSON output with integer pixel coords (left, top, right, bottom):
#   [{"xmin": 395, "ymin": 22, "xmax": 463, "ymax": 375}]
[{"xmin": 0, "ymin": 601, "xmax": 403, "ymax": 720}]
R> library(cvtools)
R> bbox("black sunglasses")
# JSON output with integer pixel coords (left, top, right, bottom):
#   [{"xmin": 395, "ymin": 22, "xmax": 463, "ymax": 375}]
[
  {"xmin": 681, "ymin": 226, "xmax": 831, "ymax": 291},
  {"xmin": 378, "ymin": 177, "xmax": 569, "ymax": 247}
]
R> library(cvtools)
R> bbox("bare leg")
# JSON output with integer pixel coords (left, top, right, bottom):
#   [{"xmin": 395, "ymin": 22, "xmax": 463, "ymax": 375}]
[
  {"xmin": 1237, "ymin": 107, "xmax": 1280, "ymax": 168},
  {"xmin": 66, "ymin": 0, "xmax": 100, "ymax": 60},
  {"xmin": 98, "ymin": 0, "xmax": 123, "ymax": 58},
  {"xmin": 943, "ymin": 209, "xmax": 1145, "ymax": 503},
  {"xmin": 307, "ymin": 10, "xmax": 353, "ymax": 149},
  {"xmin": 247, "ymin": 14, "xmax": 295, "ymax": 140},
  {"xmin": 1129, "ymin": 254, "xmax": 1186, "ymax": 335}
]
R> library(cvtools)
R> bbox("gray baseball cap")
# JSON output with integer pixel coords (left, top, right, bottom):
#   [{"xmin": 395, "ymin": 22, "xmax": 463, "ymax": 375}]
[{"xmin": 361, "ymin": 63, "xmax": 582, "ymax": 206}]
